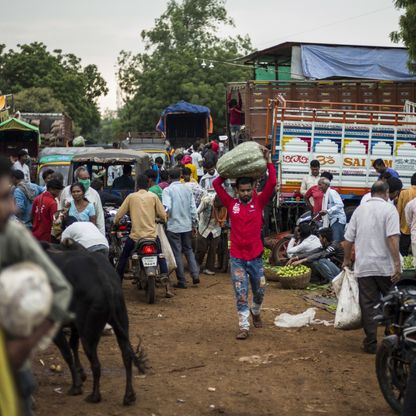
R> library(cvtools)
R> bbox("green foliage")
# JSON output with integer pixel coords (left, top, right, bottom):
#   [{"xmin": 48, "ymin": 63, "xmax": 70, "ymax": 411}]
[
  {"xmin": 117, "ymin": 0, "xmax": 252, "ymax": 134},
  {"xmin": 390, "ymin": 0, "xmax": 416, "ymax": 72},
  {"xmin": 14, "ymin": 87, "xmax": 65, "ymax": 113},
  {"xmin": 0, "ymin": 42, "xmax": 108, "ymax": 133},
  {"xmin": 89, "ymin": 110, "xmax": 123, "ymax": 144}
]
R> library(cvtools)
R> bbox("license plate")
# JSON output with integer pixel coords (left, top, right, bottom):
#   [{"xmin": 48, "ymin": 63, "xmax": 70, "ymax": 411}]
[{"xmin": 142, "ymin": 256, "xmax": 157, "ymax": 267}]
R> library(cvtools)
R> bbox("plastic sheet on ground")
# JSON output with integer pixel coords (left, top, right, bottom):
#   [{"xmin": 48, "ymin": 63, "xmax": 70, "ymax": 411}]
[{"xmin": 274, "ymin": 307, "xmax": 333, "ymax": 328}]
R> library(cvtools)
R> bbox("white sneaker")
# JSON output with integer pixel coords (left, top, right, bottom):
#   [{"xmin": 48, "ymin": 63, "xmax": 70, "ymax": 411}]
[{"xmin": 203, "ymin": 269, "xmax": 215, "ymax": 275}]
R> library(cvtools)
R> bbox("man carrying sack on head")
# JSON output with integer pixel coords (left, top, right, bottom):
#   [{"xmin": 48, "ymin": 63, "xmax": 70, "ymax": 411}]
[{"xmin": 213, "ymin": 147, "xmax": 276, "ymax": 340}]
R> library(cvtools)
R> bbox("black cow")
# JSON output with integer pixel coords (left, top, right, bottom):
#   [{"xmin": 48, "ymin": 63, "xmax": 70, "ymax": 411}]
[{"xmin": 42, "ymin": 240, "xmax": 147, "ymax": 405}]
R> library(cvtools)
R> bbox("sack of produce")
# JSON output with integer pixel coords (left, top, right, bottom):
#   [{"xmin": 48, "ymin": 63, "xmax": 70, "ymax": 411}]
[
  {"xmin": 0, "ymin": 262, "xmax": 52, "ymax": 337},
  {"xmin": 332, "ymin": 268, "xmax": 361, "ymax": 330},
  {"xmin": 216, "ymin": 141, "xmax": 267, "ymax": 179}
]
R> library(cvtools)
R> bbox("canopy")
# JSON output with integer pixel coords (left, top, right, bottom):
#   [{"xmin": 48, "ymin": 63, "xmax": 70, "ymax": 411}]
[
  {"xmin": 156, "ymin": 101, "xmax": 213, "ymax": 133},
  {"xmin": 0, "ymin": 117, "xmax": 39, "ymax": 133},
  {"xmin": 0, "ymin": 117, "xmax": 40, "ymax": 146},
  {"xmin": 301, "ymin": 45, "xmax": 416, "ymax": 81}
]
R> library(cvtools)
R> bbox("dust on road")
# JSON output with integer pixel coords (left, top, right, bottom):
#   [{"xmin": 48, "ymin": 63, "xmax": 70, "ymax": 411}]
[{"xmin": 33, "ymin": 275, "xmax": 394, "ymax": 416}]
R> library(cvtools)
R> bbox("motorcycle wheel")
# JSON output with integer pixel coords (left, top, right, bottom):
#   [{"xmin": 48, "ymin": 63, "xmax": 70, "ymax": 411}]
[
  {"xmin": 271, "ymin": 235, "xmax": 292, "ymax": 266},
  {"xmin": 376, "ymin": 342, "xmax": 409, "ymax": 414},
  {"xmin": 146, "ymin": 275, "xmax": 156, "ymax": 304}
]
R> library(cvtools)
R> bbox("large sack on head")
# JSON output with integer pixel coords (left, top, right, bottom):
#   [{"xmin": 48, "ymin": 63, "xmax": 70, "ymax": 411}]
[
  {"xmin": 216, "ymin": 141, "xmax": 267, "ymax": 179},
  {"xmin": 0, "ymin": 262, "xmax": 52, "ymax": 337}
]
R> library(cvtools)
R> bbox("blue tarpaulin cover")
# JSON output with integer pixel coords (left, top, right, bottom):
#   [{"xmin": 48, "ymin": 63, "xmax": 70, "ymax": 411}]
[
  {"xmin": 156, "ymin": 101, "xmax": 211, "ymax": 132},
  {"xmin": 301, "ymin": 44, "xmax": 416, "ymax": 81}
]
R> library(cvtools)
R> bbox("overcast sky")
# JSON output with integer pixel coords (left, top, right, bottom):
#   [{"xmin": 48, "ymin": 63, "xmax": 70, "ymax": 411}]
[{"xmin": 2, "ymin": 0, "xmax": 402, "ymax": 111}]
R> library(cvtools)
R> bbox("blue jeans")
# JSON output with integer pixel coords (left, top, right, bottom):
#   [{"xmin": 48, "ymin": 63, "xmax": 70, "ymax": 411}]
[
  {"xmin": 311, "ymin": 258, "xmax": 340, "ymax": 282},
  {"xmin": 331, "ymin": 220, "xmax": 345, "ymax": 242},
  {"xmin": 166, "ymin": 231, "xmax": 199, "ymax": 283},
  {"xmin": 230, "ymin": 256, "xmax": 265, "ymax": 331}
]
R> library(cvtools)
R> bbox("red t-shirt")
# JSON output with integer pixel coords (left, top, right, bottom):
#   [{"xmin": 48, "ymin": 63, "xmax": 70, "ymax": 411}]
[
  {"xmin": 213, "ymin": 163, "xmax": 277, "ymax": 261},
  {"xmin": 32, "ymin": 191, "xmax": 58, "ymax": 242},
  {"xmin": 305, "ymin": 185, "xmax": 324, "ymax": 213}
]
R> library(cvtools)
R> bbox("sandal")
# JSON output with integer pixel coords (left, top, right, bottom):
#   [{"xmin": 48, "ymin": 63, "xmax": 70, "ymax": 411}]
[
  {"xmin": 250, "ymin": 310, "xmax": 263, "ymax": 328},
  {"xmin": 236, "ymin": 329, "xmax": 249, "ymax": 340}
]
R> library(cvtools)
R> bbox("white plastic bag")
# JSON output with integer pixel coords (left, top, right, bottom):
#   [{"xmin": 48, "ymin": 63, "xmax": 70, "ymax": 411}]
[
  {"xmin": 332, "ymin": 268, "xmax": 361, "ymax": 330},
  {"xmin": 157, "ymin": 223, "xmax": 177, "ymax": 274},
  {"xmin": 274, "ymin": 308, "xmax": 333, "ymax": 328}
]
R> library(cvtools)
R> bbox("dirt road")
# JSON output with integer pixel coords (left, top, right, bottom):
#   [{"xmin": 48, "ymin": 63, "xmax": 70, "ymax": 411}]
[{"xmin": 33, "ymin": 275, "xmax": 394, "ymax": 416}]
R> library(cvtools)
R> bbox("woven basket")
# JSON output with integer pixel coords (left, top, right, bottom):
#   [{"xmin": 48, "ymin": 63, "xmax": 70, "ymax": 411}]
[
  {"xmin": 264, "ymin": 267, "xmax": 280, "ymax": 282},
  {"xmin": 277, "ymin": 270, "xmax": 311, "ymax": 290}
]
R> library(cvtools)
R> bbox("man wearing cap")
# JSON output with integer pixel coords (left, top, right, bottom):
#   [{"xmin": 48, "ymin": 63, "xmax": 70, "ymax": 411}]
[
  {"xmin": 13, "ymin": 149, "xmax": 31, "ymax": 182},
  {"xmin": 32, "ymin": 179, "xmax": 64, "ymax": 242}
]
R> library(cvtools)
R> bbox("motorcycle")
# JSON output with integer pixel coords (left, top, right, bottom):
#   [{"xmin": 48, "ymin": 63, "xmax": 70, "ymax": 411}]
[
  {"xmin": 104, "ymin": 205, "xmax": 131, "ymax": 267},
  {"xmin": 131, "ymin": 238, "xmax": 164, "ymax": 304},
  {"xmin": 375, "ymin": 281, "xmax": 416, "ymax": 414}
]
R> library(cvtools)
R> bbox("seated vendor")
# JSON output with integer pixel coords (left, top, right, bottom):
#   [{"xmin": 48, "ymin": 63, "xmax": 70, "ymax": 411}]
[
  {"xmin": 286, "ymin": 222, "xmax": 322, "ymax": 258},
  {"xmin": 288, "ymin": 227, "xmax": 343, "ymax": 282}
]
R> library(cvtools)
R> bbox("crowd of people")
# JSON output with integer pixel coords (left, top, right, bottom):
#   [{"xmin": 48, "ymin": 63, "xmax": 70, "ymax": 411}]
[
  {"xmin": 296, "ymin": 158, "xmax": 416, "ymax": 358},
  {"xmin": 2, "ymin": 136, "xmax": 416, "ymax": 414}
]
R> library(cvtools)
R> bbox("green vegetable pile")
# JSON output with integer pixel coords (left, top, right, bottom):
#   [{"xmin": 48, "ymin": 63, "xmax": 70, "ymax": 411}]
[
  {"xmin": 276, "ymin": 265, "xmax": 310, "ymax": 279},
  {"xmin": 262, "ymin": 248, "xmax": 272, "ymax": 263},
  {"xmin": 403, "ymin": 255, "xmax": 415, "ymax": 270}
]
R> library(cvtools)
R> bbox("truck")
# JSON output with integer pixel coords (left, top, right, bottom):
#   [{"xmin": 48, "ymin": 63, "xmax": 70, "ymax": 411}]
[
  {"xmin": 268, "ymin": 95, "xmax": 416, "ymax": 198},
  {"xmin": 157, "ymin": 101, "xmax": 213, "ymax": 149},
  {"xmin": 226, "ymin": 80, "xmax": 416, "ymax": 145},
  {"xmin": 20, "ymin": 112, "xmax": 73, "ymax": 148}
]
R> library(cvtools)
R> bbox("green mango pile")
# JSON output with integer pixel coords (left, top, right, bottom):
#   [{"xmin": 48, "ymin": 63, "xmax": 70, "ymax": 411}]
[
  {"xmin": 403, "ymin": 255, "xmax": 415, "ymax": 270},
  {"xmin": 277, "ymin": 265, "xmax": 310, "ymax": 279}
]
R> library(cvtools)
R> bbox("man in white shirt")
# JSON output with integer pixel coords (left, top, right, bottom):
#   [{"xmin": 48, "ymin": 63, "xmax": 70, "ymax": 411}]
[
  {"xmin": 190, "ymin": 143, "xmax": 204, "ymax": 180},
  {"xmin": 405, "ymin": 197, "xmax": 416, "ymax": 267},
  {"xmin": 287, "ymin": 222, "xmax": 322, "ymax": 258},
  {"xmin": 62, "ymin": 217, "xmax": 109, "ymax": 256},
  {"xmin": 360, "ymin": 176, "xmax": 402, "ymax": 206},
  {"xmin": 13, "ymin": 149, "xmax": 31, "ymax": 182},
  {"xmin": 60, "ymin": 167, "xmax": 105, "ymax": 235},
  {"xmin": 200, "ymin": 162, "xmax": 219, "ymax": 192},
  {"xmin": 343, "ymin": 180, "xmax": 401, "ymax": 354},
  {"xmin": 300, "ymin": 160, "xmax": 320, "ymax": 195},
  {"xmin": 318, "ymin": 178, "xmax": 346, "ymax": 242}
]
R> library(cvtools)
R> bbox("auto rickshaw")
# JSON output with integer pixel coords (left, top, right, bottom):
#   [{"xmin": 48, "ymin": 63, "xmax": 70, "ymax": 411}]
[
  {"xmin": 37, "ymin": 147, "xmax": 104, "ymax": 186},
  {"xmin": 69, "ymin": 149, "xmax": 152, "ymax": 199},
  {"xmin": 120, "ymin": 138, "xmax": 171, "ymax": 168}
]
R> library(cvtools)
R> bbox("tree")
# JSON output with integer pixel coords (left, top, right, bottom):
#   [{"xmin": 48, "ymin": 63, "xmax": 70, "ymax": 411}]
[
  {"xmin": 14, "ymin": 87, "xmax": 65, "ymax": 113},
  {"xmin": 391, "ymin": 0, "xmax": 416, "ymax": 71},
  {"xmin": 0, "ymin": 42, "xmax": 108, "ymax": 133},
  {"xmin": 89, "ymin": 110, "xmax": 123, "ymax": 144},
  {"xmin": 117, "ymin": 0, "xmax": 252, "ymax": 134}
]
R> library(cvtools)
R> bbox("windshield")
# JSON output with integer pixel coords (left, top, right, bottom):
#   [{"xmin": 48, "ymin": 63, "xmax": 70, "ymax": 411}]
[{"xmin": 38, "ymin": 164, "xmax": 70, "ymax": 186}]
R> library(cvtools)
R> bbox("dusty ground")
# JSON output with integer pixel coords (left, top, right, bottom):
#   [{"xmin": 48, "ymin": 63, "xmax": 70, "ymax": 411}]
[{"xmin": 33, "ymin": 274, "xmax": 395, "ymax": 416}]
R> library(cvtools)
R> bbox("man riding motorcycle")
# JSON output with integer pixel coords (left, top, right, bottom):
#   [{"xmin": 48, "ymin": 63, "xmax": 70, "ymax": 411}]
[{"xmin": 114, "ymin": 174, "xmax": 173, "ymax": 297}]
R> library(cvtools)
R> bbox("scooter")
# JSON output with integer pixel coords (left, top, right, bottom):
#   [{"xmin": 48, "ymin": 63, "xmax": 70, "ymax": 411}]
[{"xmin": 131, "ymin": 239, "xmax": 162, "ymax": 304}]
